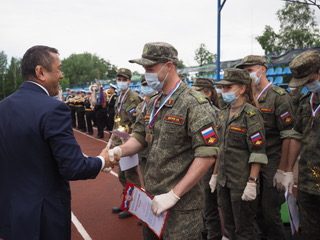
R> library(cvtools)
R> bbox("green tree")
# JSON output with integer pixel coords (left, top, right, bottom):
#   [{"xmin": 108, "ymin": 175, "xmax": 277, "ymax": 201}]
[
  {"xmin": 194, "ymin": 43, "xmax": 216, "ymax": 66},
  {"xmin": 257, "ymin": 2, "xmax": 320, "ymax": 55},
  {"xmin": 176, "ymin": 59, "xmax": 186, "ymax": 69},
  {"xmin": 4, "ymin": 57, "xmax": 22, "ymax": 97},
  {"xmin": 62, "ymin": 53, "xmax": 113, "ymax": 87},
  {"xmin": 0, "ymin": 51, "xmax": 7, "ymax": 99}
]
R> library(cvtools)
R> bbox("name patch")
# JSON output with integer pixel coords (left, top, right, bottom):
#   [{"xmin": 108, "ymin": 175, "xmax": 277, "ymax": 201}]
[{"xmin": 164, "ymin": 115, "xmax": 185, "ymax": 125}]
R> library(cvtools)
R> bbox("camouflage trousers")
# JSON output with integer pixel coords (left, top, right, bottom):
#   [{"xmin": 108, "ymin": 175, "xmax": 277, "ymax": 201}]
[
  {"xmin": 142, "ymin": 209, "xmax": 204, "ymax": 240},
  {"xmin": 298, "ymin": 190, "xmax": 320, "ymax": 239},
  {"xmin": 118, "ymin": 166, "xmax": 141, "ymax": 187},
  {"xmin": 218, "ymin": 185, "xmax": 258, "ymax": 240},
  {"xmin": 202, "ymin": 170, "xmax": 222, "ymax": 240},
  {"xmin": 256, "ymin": 169, "xmax": 286, "ymax": 240}
]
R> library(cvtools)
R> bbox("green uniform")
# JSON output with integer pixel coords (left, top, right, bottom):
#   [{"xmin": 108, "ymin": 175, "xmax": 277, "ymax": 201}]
[
  {"xmin": 294, "ymin": 92, "xmax": 320, "ymax": 238},
  {"xmin": 217, "ymin": 103, "xmax": 268, "ymax": 240},
  {"xmin": 256, "ymin": 85, "xmax": 295, "ymax": 240},
  {"xmin": 114, "ymin": 89, "xmax": 142, "ymax": 186},
  {"xmin": 132, "ymin": 82, "xmax": 219, "ymax": 239}
]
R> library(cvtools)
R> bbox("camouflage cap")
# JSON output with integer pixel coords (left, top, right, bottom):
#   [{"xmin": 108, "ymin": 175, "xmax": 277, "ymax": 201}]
[
  {"xmin": 236, "ymin": 55, "xmax": 267, "ymax": 69},
  {"xmin": 192, "ymin": 78, "xmax": 214, "ymax": 89},
  {"xmin": 289, "ymin": 50, "xmax": 320, "ymax": 88},
  {"xmin": 117, "ymin": 68, "xmax": 132, "ymax": 79},
  {"xmin": 129, "ymin": 42, "xmax": 178, "ymax": 66},
  {"xmin": 216, "ymin": 68, "xmax": 251, "ymax": 85}
]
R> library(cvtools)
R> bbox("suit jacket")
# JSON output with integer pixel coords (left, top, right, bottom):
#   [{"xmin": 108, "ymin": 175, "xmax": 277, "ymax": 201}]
[{"xmin": 0, "ymin": 81, "xmax": 102, "ymax": 240}]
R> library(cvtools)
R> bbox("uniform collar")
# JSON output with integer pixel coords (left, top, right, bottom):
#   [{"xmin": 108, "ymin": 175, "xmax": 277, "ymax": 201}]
[{"xmin": 23, "ymin": 81, "xmax": 50, "ymax": 96}]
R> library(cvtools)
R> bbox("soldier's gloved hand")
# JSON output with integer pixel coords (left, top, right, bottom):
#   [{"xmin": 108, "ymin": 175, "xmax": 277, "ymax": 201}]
[
  {"xmin": 151, "ymin": 190, "xmax": 180, "ymax": 216},
  {"xmin": 209, "ymin": 174, "xmax": 218, "ymax": 193},
  {"xmin": 108, "ymin": 146, "xmax": 122, "ymax": 163},
  {"xmin": 273, "ymin": 169, "xmax": 285, "ymax": 191},
  {"xmin": 282, "ymin": 172, "xmax": 294, "ymax": 194},
  {"xmin": 241, "ymin": 182, "xmax": 257, "ymax": 201}
]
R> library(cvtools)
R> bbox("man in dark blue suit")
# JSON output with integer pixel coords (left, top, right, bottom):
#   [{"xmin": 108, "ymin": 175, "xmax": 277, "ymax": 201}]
[{"xmin": 0, "ymin": 46, "xmax": 112, "ymax": 240}]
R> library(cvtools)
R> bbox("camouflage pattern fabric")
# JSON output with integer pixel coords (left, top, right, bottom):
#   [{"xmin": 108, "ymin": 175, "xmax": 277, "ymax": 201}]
[
  {"xmin": 117, "ymin": 68, "xmax": 132, "ymax": 79},
  {"xmin": 216, "ymin": 68, "xmax": 252, "ymax": 86},
  {"xmin": 132, "ymin": 82, "xmax": 220, "ymax": 211},
  {"xmin": 129, "ymin": 42, "xmax": 179, "ymax": 66},
  {"xmin": 217, "ymin": 102, "xmax": 268, "ymax": 190},
  {"xmin": 236, "ymin": 55, "xmax": 267, "ymax": 69}
]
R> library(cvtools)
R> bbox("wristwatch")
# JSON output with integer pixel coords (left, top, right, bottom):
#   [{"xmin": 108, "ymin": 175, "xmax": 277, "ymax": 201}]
[{"xmin": 248, "ymin": 176, "xmax": 258, "ymax": 183}]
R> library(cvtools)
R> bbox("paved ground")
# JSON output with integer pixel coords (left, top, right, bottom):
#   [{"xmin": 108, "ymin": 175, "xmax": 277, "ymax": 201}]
[{"xmin": 70, "ymin": 129, "xmax": 143, "ymax": 240}]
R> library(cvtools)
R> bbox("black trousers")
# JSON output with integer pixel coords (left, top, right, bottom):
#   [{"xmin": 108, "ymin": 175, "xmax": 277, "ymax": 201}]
[{"xmin": 85, "ymin": 110, "xmax": 94, "ymax": 134}]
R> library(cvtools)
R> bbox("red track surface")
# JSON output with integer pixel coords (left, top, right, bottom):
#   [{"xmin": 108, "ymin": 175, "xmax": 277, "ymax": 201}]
[{"xmin": 71, "ymin": 129, "xmax": 143, "ymax": 240}]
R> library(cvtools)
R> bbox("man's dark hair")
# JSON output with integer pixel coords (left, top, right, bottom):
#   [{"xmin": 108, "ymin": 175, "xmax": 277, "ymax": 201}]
[{"xmin": 21, "ymin": 45, "xmax": 59, "ymax": 80}]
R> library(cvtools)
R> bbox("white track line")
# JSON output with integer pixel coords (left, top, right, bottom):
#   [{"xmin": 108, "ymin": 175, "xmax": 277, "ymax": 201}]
[
  {"xmin": 71, "ymin": 129, "xmax": 119, "ymax": 239},
  {"xmin": 71, "ymin": 212, "xmax": 92, "ymax": 240}
]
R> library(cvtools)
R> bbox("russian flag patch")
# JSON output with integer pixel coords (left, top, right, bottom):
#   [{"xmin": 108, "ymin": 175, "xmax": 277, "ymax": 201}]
[
  {"xmin": 201, "ymin": 126, "xmax": 218, "ymax": 145},
  {"xmin": 250, "ymin": 131, "xmax": 264, "ymax": 147}
]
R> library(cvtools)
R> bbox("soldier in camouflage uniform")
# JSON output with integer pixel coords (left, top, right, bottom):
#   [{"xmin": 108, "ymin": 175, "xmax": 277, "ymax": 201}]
[
  {"xmin": 133, "ymin": 76, "xmax": 158, "ymax": 176},
  {"xmin": 192, "ymin": 78, "xmax": 222, "ymax": 240},
  {"xmin": 111, "ymin": 68, "xmax": 142, "ymax": 219},
  {"xmin": 107, "ymin": 42, "xmax": 220, "ymax": 240},
  {"xmin": 214, "ymin": 68, "xmax": 268, "ymax": 240},
  {"xmin": 237, "ymin": 55, "xmax": 296, "ymax": 240},
  {"xmin": 286, "ymin": 50, "xmax": 320, "ymax": 239}
]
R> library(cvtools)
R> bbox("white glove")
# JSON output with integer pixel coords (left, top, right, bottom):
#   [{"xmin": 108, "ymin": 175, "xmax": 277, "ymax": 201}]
[
  {"xmin": 151, "ymin": 190, "xmax": 180, "ymax": 216},
  {"xmin": 282, "ymin": 172, "xmax": 294, "ymax": 194},
  {"xmin": 102, "ymin": 167, "xmax": 112, "ymax": 173},
  {"xmin": 108, "ymin": 146, "xmax": 122, "ymax": 163},
  {"xmin": 209, "ymin": 174, "xmax": 218, "ymax": 193},
  {"xmin": 273, "ymin": 169, "xmax": 285, "ymax": 191},
  {"xmin": 241, "ymin": 182, "xmax": 257, "ymax": 201}
]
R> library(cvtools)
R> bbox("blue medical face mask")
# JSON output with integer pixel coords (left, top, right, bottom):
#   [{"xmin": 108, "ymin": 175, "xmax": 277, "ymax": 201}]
[
  {"xmin": 306, "ymin": 80, "xmax": 320, "ymax": 93},
  {"xmin": 141, "ymin": 85, "xmax": 155, "ymax": 96},
  {"xmin": 144, "ymin": 64, "xmax": 170, "ymax": 91},
  {"xmin": 221, "ymin": 91, "xmax": 237, "ymax": 103},
  {"xmin": 117, "ymin": 81, "xmax": 129, "ymax": 91}
]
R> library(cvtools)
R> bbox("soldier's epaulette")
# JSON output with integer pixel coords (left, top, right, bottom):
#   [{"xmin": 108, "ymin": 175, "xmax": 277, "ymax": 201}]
[
  {"xmin": 189, "ymin": 90, "xmax": 208, "ymax": 104},
  {"xmin": 244, "ymin": 108, "xmax": 256, "ymax": 117},
  {"xmin": 272, "ymin": 86, "xmax": 286, "ymax": 96}
]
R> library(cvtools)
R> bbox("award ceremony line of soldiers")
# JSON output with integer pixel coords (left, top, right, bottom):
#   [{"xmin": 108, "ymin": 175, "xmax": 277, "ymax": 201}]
[{"xmin": 1, "ymin": 42, "xmax": 319, "ymax": 240}]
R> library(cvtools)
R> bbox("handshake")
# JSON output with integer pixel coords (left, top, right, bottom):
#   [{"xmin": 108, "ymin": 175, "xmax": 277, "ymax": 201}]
[{"xmin": 99, "ymin": 146, "xmax": 123, "ymax": 172}]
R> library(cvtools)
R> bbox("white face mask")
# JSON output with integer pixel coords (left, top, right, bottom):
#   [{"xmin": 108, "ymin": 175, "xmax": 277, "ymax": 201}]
[
  {"xmin": 306, "ymin": 80, "xmax": 320, "ymax": 93},
  {"xmin": 117, "ymin": 81, "xmax": 129, "ymax": 91},
  {"xmin": 215, "ymin": 87, "xmax": 222, "ymax": 94},
  {"xmin": 250, "ymin": 70, "xmax": 262, "ymax": 85},
  {"xmin": 144, "ymin": 64, "xmax": 170, "ymax": 91}
]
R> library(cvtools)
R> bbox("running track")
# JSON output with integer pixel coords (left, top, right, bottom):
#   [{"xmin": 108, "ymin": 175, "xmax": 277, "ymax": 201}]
[{"xmin": 71, "ymin": 129, "xmax": 143, "ymax": 240}]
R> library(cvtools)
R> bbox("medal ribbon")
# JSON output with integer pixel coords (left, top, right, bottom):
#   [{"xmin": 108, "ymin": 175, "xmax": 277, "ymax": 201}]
[
  {"xmin": 117, "ymin": 89, "xmax": 130, "ymax": 113},
  {"xmin": 148, "ymin": 81, "xmax": 181, "ymax": 128},
  {"xmin": 257, "ymin": 82, "xmax": 272, "ymax": 101},
  {"xmin": 310, "ymin": 93, "xmax": 320, "ymax": 117}
]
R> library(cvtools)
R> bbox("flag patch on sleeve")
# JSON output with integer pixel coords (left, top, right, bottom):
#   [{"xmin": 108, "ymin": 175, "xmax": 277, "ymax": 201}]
[
  {"xmin": 280, "ymin": 111, "xmax": 293, "ymax": 125},
  {"xmin": 201, "ymin": 126, "xmax": 218, "ymax": 145},
  {"xmin": 250, "ymin": 131, "xmax": 264, "ymax": 147}
]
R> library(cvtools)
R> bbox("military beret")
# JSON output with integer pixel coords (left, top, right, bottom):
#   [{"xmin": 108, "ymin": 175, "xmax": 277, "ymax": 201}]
[
  {"xmin": 236, "ymin": 55, "xmax": 267, "ymax": 69},
  {"xmin": 192, "ymin": 78, "xmax": 214, "ymax": 89},
  {"xmin": 216, "ymin": 68, "xmax": 251, "ymax": 85},
  {"xmin": 117, "ymin": 68, "xmax": 132, "ymax": 79},
  {"xmin": 129, "ymin": 42, "xmax": 178, "ymax": 66},
  {"xmin": 289, "ymin": 50, "xmax": 320, "ymax": 88}
]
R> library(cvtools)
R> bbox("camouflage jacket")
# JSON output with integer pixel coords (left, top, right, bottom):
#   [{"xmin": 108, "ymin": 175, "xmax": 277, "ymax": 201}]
[
  {"xmin": 132, "ymin": 82, "xmax": 220, "ymax": 211},
  {"xmin": 294, "ymin": 92, "xmax": 320, "ymax": 195},
  {"xmin": 217, "ymin": 103, "xmax": 268, "ymax": 190},
  {"xmin": 257, "ymin": 85, "xmax": 295, "ymax": 171}
]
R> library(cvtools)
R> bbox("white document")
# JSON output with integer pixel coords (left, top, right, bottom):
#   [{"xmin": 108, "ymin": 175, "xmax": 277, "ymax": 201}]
[
  {"xmin": 285, "ymin": 192, "xmax": 300, "ymax": 235},
  {"xmin": 122, "ymin": 185, "xmax": 168, "ymax": 238},
  {"xmin": 119, "ymin": 154, "xmax": 139, "ymax": 171}
]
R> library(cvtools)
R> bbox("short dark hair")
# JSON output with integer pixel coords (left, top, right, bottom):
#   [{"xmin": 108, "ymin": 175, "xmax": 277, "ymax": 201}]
[{"xmin": 21, "ymin": 45, "xmax": 59, "ymax": 80}]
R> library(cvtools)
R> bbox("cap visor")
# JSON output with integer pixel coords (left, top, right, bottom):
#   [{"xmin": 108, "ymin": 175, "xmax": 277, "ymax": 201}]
[
  {"xmin": 215, "ymin": 80, "xmax": 233, "ymax": 85},
  {"xmin": 289, "ymin": 76, "xmax": 309, "ymax": 88},
  {"xmin": 129, "ymin": 58, "xmax": 157, "ymax": 66}
]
